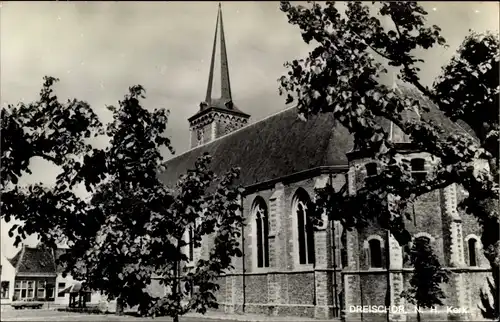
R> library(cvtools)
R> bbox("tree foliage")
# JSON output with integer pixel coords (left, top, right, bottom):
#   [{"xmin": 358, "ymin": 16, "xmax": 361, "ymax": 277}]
[
  {"xmin": 278, "ymin": 1, "xmax": 499, "ymax": 318},
  {"xmin": 59, "ymin": 86, "xmax": 244, "ymax": 321},
  {"xmin": 59, "ymin": 86, "xmax": 176, "ymax": 312},
  {"xmin": 1, "ymin": 80, "xmax": 244, "ymax": 320},
  {"xmin": 1, "ymin": 76, "xmax": 106, "ymax": 248},
  {"xmin": 145, "ymin": 154, "xmax": 244, "ymax": 321},
  {"xmin": 479, "ymin": 271, "xmax": 500, "ymax": 320},
  {"xmin": 401, "ymin": 236, "xmax": 449, "ymax": 322}
]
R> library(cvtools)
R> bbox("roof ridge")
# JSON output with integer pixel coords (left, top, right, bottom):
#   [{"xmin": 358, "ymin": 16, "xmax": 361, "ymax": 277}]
[{"xmin": 164, "ymin": 105, "xmax": 296, "ymax": 165}]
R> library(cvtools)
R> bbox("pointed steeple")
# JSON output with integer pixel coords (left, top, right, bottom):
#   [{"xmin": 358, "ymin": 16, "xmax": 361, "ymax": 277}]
[
  {"xmin": 205, "ymin": 2, "xmax": 232, "ymax": 105},
  {"xmin": 188, "ymin": 3, "xmax": 250, "ymax": 148}
]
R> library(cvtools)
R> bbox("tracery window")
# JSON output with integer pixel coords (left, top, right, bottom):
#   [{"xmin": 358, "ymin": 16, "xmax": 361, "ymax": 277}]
[
  {"xmin": 253, "ymin": 197, "xmax": 269, "ymax": 268},
  {"xmin": 294, "ymin": 189, "xmax": 315, "ymax": 265}
]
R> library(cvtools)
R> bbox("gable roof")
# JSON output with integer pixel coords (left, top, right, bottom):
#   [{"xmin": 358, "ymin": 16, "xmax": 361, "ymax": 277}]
[
  {"xmin": 398, "ymin": 85, "xmax": 478, "ymax": 141},
  {"xmin": 159, "ymin": 107, "xmax": 353, "ymax": 191},
  {"xmin": 1, "ymin": 254, "xmax": 15, "ymax": 271},
  {"xmin": 160, "ymin": 85, "xmax": 474, "ymax": 192},
  {"xmin": 9, "ymin": 250, "xmax": 22, "ymax": 269},
  {"xmin": 9, "ymin": 246, "xmax": 68, "ymax": 276}
]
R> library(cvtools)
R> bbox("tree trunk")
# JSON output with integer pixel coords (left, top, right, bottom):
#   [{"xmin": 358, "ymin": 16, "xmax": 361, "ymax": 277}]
[
  {"xmin": 172, "ymin": 237, "xmax": 181, "ymax": 322},
  {"xmin": 480, "ymin": 211, "xmax": 500, "ymax": 319},
  {"xmin": 416, "ymin": 306, "xmax": 421, "ymax": 322},
  {"xmin": 116, "ymin": 296, "xmax": 124, "ymax": 316},
  {"xmin": 482, "ymin": 246, "xmax": 499, "ymax": 319}
]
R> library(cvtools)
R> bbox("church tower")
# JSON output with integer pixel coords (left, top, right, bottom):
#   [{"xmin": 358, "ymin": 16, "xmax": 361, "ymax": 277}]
[{"xmin": 188, "ymin": 3, "xmax": 250, "ymax": 148}]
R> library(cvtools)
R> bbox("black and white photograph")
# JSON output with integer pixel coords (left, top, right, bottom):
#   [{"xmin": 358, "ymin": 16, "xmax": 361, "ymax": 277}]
[{"xmin": 0, "ymin": 1, "xmax": 498, "ymax": 321}]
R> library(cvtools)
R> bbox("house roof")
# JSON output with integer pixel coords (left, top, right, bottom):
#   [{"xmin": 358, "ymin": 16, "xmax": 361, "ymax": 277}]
[
  {"xmin": 9, "ymin": 246, "xmax": 68, "ymax": 276},
  {"xmin": 159, "ymin": 107, "xmax": 353, "ymax": 190},
  {"xmin": 9, "ymin": 250, "xmax": 21, "ymax": 268},
  {"xmin": 1, "ymin": 254, "xmax": 15, "ymax": 271}
]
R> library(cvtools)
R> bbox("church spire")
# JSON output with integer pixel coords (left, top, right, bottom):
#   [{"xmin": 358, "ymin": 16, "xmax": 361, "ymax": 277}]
[
  {"xmin": 188, "ymin": 3, "xmax": 250, "ymax": 148},
  {"xmin": 205, "ymin": 2, "xmax": 232, "ymax": 105}
]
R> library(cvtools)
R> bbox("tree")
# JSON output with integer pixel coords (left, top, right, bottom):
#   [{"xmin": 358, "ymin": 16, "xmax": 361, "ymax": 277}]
[
  {"xmin": 56, "ymin": 86, "xmax": 244, "ymax": 321},
  {"xmin": 278, "ymin": 1, "xmax": 499, "ymax": 318},
  {"xmin": 2, "ymin": 79, "xmax": 244, "ymax": 320},
  {"xmin": 19, "ymin": 84, "xmax": 176, "ymax": 314},
  {"xmin": 401, "ymin": 236, "xmax": 449, "ymax": 322},
  {"xmin": 1, "ymin": 76, "xmax": 107, "ymax": 248},
  {"xmin": 144, "ymin": 153, "xmax": 244, "ymax": 322}
]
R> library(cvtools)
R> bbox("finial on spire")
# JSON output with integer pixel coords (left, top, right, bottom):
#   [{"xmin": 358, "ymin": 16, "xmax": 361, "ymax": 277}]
[{"xmin": 205, "ymin": 2, "xmax": 232, "ymax": 106}]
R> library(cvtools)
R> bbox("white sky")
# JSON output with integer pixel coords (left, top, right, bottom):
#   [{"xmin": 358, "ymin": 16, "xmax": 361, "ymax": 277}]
[{"xmin": 1, "ymin": 1, "xmax": 498, "ymax": 258}]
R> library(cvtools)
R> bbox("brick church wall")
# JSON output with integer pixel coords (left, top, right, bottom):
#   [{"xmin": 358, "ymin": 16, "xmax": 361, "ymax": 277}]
[
  {"xmin": 204, "ymin": 174, "xmax": 346, "ymax": 319},
  {"xmin": 169, "ymin": 152, "xmax": 491, "ymax": 321},
  {"xmin": 343, "ymin": 153, "xmax": 493, "ymax": 321}
]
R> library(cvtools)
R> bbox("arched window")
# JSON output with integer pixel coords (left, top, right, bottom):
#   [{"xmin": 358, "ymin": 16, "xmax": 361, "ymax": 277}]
[
  {"xmin": 365, "ymin": 162, "xmax": 378, "ymax": 177},
  {"xmin": 253, "ymin": 197, "xmax": 269, "ymax": 268},
  {"xmin": 188, "ymin": 226, "xmax": 194, "ymax": 262},
  {"xmin": 414, "ymin": 232, "xmax": 434, "ymax": 243},
  {"xmin": 468, "ymin": 238, "xmax": 478, "ymax": 267},
  {"xmin": 184, "ymin": 220, "xmax": 200, "ymax": 265},
  {"xmin": 411, "ymin": 158, "xmax": 426, "ymax": 180},
  {"xmin": 368, "ymin": 239, "xmax": 383, "ymax": 268},
  {"xmin": 414, "ymin": 235, "xmax": 432, "ymax": 250},
  {"xmin": 340, "ymin": 229, "xmax": 348, "ymax": 268},
  {"xmin": 294, "ymin": 189, "xmax": 315, "ymax": 265},
  {"xmin": 181, "ymin": 280, "xmax": 192, "ymax": 297}
]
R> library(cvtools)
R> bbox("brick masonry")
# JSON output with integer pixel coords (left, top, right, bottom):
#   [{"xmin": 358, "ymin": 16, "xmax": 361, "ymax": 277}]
[
  {"xmin": 342, "ymin": 153, "xmax": 492, "ymax": 321},
  {"xmin": 178, "ymin": 154, "xmax": 491, "ymax": 321}
]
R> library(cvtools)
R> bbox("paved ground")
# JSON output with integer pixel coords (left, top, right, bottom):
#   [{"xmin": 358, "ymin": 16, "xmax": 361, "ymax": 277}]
[
  {"xmin": 1, "ymin": 308, "xmax": 325, "ymax": 322},
  {"xmin": 1, "ymin": 309, "xmax": 223, "ymax": 321}
]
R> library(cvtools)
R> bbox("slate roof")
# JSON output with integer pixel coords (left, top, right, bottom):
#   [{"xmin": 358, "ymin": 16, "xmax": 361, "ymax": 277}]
[
  {"xmin": 9, "ymin": 252, "xmax": 20, "ymax": 268},
  {"xmin": 9, "ymin": 246, "xmax": 68, "ymax": 276},
  {"xmin": 398, "ymin": 85, "xmax": 478, "ymax": 141},
  {"xmin": 160, "ymin": 84, "xmax": 473, "ymax": 191},
  {"xmin": 159, "ymin": 107, "xmax": 353, "ymax": 190}
]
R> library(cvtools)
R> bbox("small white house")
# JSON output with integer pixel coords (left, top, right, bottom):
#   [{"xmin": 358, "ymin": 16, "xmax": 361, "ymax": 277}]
[
  {"xmin": 53, "ymin": 248, "xmax": 102, "ymax": 307},
  {"xmin": 1, "ymin": 254, "xmax": 16, "ymax": 308},
  {"xmin": 54, "ymin": 272, "xmax": 77, "ymax": 306}
]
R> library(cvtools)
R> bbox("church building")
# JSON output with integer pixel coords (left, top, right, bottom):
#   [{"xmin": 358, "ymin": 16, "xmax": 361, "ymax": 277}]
[{"xmin": 158, "ymin": 4, "xmax": 492, "ymax": 321}]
